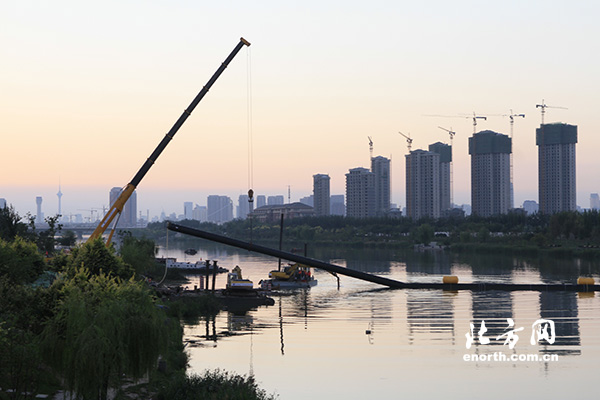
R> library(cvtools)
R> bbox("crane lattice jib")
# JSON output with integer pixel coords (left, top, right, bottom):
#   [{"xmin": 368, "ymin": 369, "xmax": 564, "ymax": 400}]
[{"xmin": 88, "ymin": 38, "xmax": 251, "ymax": 244}]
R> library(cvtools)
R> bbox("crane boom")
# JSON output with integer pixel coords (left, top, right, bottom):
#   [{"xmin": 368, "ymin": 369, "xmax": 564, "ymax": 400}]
[
  {"xmin": 398, "ymin": 131, "xmax": 413, "ymax": 152},
  {"xmin": 88, "ymin": 37, "xmax": 251, "ymax": 244}
]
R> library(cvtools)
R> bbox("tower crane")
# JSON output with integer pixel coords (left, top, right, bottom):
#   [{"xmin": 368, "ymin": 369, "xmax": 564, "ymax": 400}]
[
  {"xmin": 368, "ymin": 136, "xmax": 373, "ymax": 160},
  {"xmin": 398, "ymin": 131, "xmax": 413, "ymax": 152},
  {"xmin": 536, "ymin": 99, "xmax": 567, "ymax": 125},
  {"xmin": 87, "ymin": 37, "xmax": 251, "ymax": 245},
  {"xmin": 438, "ymin": 126, "xmax": 455, "ymax": 145},
  {"xmin": 468, "ymin": 112, "xmax": 487, "ymax": 134},
  {"xmin": 507, "ymin": 110, "xmax": 525, "ymax": 138},
  {"xmin": 505, "ymin": 110, "xmax": 525, "ymax": 209},
  {"xmin": 438, "ymin": 126, "xmax": 456, "ymax": 209}
]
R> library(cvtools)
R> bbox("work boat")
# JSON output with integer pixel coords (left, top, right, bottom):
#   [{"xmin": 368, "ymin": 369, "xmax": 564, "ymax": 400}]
[
  {"xmin": 260, "ymin": 263, "xmax": 318, "ymax": 290},
  {"xmin": 226, "ymin": 266, "xmax": 254, "ymax": 291}
]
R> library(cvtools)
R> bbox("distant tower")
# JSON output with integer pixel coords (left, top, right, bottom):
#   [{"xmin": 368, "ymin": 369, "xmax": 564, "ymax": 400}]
[
  {"xmin": 591, "ymin": 193, "xmax": 600, "ymax": 210},
  {"xmin": 345, "ymin": 167, "xmax": 375, "ymax": 218},
  {"xmin": 36, "ymin": 196, "xmax": 44, "ymax": 224},
  {"xmin": 184, "ymin": 202, "xmax": 194, "ymax": 220},
  {"xmin": 536, "ymin": 123, "xmax": 577, "ymax": 214},
  {"xmin": 406, "ymin": 150, "xmax": 440, "ymax": 219},
  {"xmin": 469, "ymin": 130, "xmax": 512, "ymax": 217},
  {"xmin": 109, "ymin": 187, "xmax": 137, "ymax": 227},
  {"xmin": 428, "ymin": 142, "xmax": 452, "ymax": 214},
  {"xmin": 313, "ymin": 174, "xmax": 331, "ymax": 216},
  {"xmin": 57, "ymin": 182, "xmax": 63, "ymax": 216},
  {"xmin": 371, "ymin": 156, "xmax": 390, "ymax": 216}
]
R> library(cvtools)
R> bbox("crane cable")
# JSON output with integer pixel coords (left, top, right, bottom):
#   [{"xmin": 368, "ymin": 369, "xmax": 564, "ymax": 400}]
[{"xmin": 246, "ymin": 46, "xmax": 255, "ymax": 243}]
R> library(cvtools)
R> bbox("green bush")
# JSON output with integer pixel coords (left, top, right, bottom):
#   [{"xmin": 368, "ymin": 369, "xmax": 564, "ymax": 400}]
[{"xmin": 157, "ymin": 369, "xmax": 277, "ymax": 400}]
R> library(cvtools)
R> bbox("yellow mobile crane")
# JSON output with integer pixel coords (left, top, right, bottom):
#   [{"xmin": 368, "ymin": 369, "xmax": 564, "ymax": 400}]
[{"xmin": 88, "ymin": 37, "xmax": 251, "ymax": 245}]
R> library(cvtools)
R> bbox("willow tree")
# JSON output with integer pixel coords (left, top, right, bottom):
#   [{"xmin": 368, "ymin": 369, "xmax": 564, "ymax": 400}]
[{"xmin": 43, "ymin": 268, "xmax": 172, "ymax": 400}]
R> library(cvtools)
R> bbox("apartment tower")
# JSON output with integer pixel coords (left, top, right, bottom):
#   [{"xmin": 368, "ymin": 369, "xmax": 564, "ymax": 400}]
[
  {"xmin": 469, "ymin": 130, "xmax": 512, "ymax": 217},
  {"xmin": 536, "ymin": 123, "xmax": 577, "ymax": 214}
]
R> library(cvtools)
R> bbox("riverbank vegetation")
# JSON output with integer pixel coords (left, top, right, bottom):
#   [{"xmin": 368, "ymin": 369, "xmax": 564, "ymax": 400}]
[
  {"xmin": 136, "ymin": 210, "xmax": 600, "ymax": 258},
  {"xmin": 0, "ymin": 205, "xmax": 276, "ymax": 400}
]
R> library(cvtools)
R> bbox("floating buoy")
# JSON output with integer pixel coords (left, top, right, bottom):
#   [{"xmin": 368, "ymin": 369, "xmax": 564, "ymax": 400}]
[
  {"xmin": 443, "ymin": 275, "xmax": 459, "ymax": 284},
  {"xmin": 577, "ymin": 277, "xmax": 595, "ymax": 285}
]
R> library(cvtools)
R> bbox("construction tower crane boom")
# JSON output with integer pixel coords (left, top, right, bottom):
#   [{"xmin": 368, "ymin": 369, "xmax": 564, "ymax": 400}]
[
  {"xmin": 438, "ymin": 126, "xmax": 456, "ymax": 208},
  {"xmin": 507, "ymin": 110, "xmax": 525, "ymax": 138},
  {"xmin": 536, "ymin": 99, "xmax": 567, "ymax": 125},
  {"xmin": 398, "ymin": 131, "xmax": 413, "ymax": 152},
  {"xmin": 88, "ymin": 37, "xmax": 251, "ymax": 244},
  {"xmin": 438, "ymin": 126, "xmax": 455, "ymax": 144},
  {"xmin": 469, "ymin": 112, "xmax": 487, "ymax": 134}
]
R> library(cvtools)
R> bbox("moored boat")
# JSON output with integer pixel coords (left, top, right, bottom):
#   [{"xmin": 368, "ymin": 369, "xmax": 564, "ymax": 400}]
[{"xmin": 164, "ymin": 258, "xmax": 229, "ymax": 273}]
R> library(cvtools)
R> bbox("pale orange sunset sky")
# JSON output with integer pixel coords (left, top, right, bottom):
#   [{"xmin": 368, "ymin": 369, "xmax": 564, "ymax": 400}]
[{"xmin": 2, "ymin": 1, "xmax": 599, "ymax": 218}]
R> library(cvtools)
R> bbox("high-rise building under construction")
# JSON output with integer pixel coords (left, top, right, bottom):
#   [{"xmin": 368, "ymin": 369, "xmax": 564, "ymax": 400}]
[
  {"xmin": 536, "ymin": 123, "xmax": 577, "ymax": 214},
  {"xmin": 469, "ymin": 130, "xmax": 512, "ymax": 217}
]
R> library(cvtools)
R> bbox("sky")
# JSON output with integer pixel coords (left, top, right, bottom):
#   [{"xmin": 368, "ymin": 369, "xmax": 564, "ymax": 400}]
[{"xmin": 2, "ymin": 0, "xmax": 599, "ymax": 219}]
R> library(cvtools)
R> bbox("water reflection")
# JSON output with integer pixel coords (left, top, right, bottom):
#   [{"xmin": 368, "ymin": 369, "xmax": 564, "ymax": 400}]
[{"xmin": 169, "ymin": 243, "xmax": 600, "ymax": 399}]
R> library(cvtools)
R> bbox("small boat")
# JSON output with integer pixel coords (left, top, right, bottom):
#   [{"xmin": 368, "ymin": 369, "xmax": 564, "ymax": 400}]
[
  {"xmin": 260, "ymin": 263, "xmax": 317, "ymax": 290},
  {"xmin": 165, "ymin": 258, "xmax": 228, "ymax": 274}
]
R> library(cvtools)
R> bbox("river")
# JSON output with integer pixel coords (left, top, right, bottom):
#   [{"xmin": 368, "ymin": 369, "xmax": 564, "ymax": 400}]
[{"xmin": 157, "ymin": 243, "xmax": 600, "ymax": 399}]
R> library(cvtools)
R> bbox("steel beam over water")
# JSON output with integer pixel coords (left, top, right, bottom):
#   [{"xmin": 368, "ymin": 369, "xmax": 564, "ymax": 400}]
[{"xmin": 166, "ymin": 222, "xmax": 599, "ymax": 292}]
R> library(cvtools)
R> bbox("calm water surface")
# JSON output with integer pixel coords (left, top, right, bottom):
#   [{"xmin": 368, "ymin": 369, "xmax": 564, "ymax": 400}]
[{"xmin": 158, "ymin": 244, "xmax": 600, "ymax": 399}]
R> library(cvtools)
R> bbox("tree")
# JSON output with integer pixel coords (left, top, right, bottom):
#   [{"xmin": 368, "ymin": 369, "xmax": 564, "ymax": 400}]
[
  {"xmin": 42, "ymin": 269, "xmax": 171, "ymax": 400},
  {"xmin": 36, "ymin": 215, "xmax": 62, "ymax": 255},
  {"xmin": 118, "ymin": 233, "xmax": 157, "ymax": 277},
  {"xmin": 66, "ymin": 238, "xmax": 134, "ymax": 280},
  {"xmin": 0, "ymin": 205, "xmax": 29, "ymax": 241},
  {"xmin": 0, "ymin": 237, "xmax": 46, "ymax": 284},
  {"xmin": 414, "ymin": 223, "xmax": 434, "ymax": 245}
]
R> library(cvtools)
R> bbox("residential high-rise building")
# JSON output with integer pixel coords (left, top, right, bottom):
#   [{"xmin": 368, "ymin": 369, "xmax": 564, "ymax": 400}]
[
  {"xmin": 256, "ymin": 195, "xmax": 266, "ymax": 208},
  {"xmin": 371, "ymin": 156, "xmax": 390, "ymax": 216},
  {"xmin": 405, "ymin": 150, "xmax": 440, "ymax": 219},
  {"xmin": 184, "ymin": 202, "xmax": 194, "ymax": 220},
  {"xmin": 267, "ymin": 195, "xmax": 284, "ymax": 206},
  {"xmin": 313, "ymin": 174, "xmax": 330, "ymax": 216},
  {"xmin": 238, "ymin": 194, "xmax": 250, "ymax": 219},
  {"xmin": 330, "ymin": 195, "xmax": 345, "ymax": 216},
  {"xmin": 36, "ymin": 196, "xmax": 44, "ymax": 224},
  {"xmin": 193, "ymin": 205, "xmax": 207, "ymax": 222},
  {"xmin": 469, "ymin": 130, "xmax": 512, "ymax": 217},
  {"xmin": 591, "ymin": 193, "xmax": 600, "ymax": 210},
  {"xmin": 345, "ymin": 167, "xmax": 375, "ymax": 218},
  {"xmin": 0, "ymin": 198, "xmax": 6, "ymax": 209},
  {"xmin": 110, "ymin": 187, "xmax": 137, "ymax": 227},
  {"xmin": 207, "ymin": 195, "xmax": 233, "ymax": 224},
  {"xmin": 536, "ymin": 123, "xmax": 577, "ymax": 214},
  {"xmin": 428, "ymin": 142, "xmax": 452, "ymax": 213}
]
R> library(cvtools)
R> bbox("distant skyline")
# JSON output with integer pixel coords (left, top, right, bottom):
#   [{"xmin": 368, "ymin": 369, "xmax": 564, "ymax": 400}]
[{"xmin": 2, "ymin": 1, "xmax": 599, "ymax": 218}]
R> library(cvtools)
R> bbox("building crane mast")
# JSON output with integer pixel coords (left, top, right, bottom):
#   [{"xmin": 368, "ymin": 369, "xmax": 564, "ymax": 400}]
[
  {"xmin": 87, "ymin": 37, "xmax": 251, "ymax": 245},
  {"xmin": 438, "ymin": 126, "xmax": 455, "ymax": 208},
  {"xmin": 398, "ymin": 131, "xmax": 413, "ymax": 152},
  {"xmin": 536, "ymin": 99, "xmax": 567, "ymax": 125},
  {"xmin": 506, "ymin": 110, "xmax": 525, "ymax": 209},
  {"xmin": 368, "ymin": 136, "xmax": 373, "ymax": 160}
]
